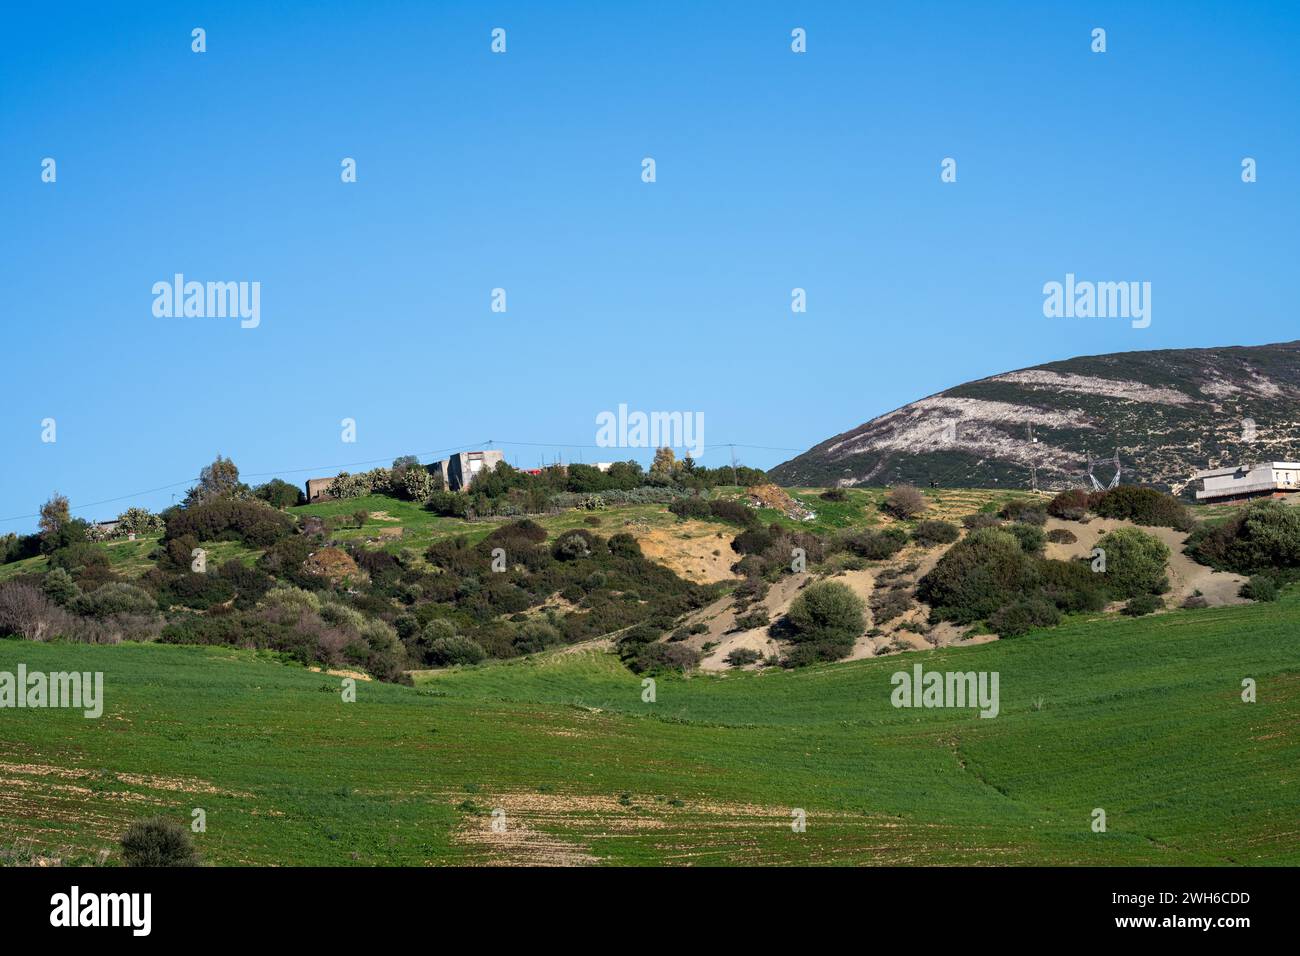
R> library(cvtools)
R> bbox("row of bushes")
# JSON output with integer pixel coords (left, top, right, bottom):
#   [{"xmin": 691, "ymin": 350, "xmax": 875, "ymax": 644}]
[{"xmin": 917, "ymin": 525, "xmax": 1170, "ymax": 636}]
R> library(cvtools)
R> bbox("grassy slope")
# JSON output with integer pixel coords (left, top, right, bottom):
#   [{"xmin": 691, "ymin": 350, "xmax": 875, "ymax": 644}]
[{"xmin": 2, "ymin": 591, "xmax": 1296, "ymax": 866}]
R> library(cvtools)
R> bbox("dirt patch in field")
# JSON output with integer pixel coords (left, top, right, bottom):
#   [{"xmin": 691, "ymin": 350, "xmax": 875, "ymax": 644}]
[
  {"xmin": 633, "ymin": 522, "xmax": 741, "ymax": 584},
  {"xmin": 447, "ymin": 790, "xmax": 890, "ymax": 866}
]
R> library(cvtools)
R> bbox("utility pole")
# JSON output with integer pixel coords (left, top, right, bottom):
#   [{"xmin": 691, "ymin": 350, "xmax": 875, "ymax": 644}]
[{"xmin": 729, "ymin": 444, "xmax": 738, "ymax": 486}]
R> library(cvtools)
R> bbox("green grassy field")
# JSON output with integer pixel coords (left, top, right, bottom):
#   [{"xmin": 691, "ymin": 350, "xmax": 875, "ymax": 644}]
[{"xmin": 2, "ymin": 588, "xmax": 1296, "ymax": 866}]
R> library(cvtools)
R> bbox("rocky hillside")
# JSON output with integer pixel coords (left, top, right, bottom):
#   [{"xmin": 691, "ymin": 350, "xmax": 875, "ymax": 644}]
[{"xmin": 769, "ymin": 341, "xmax": 1300, "ymax": 495}]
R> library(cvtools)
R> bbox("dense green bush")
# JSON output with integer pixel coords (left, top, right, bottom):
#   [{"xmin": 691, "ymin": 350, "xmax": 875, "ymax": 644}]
[
  {"xmin": 40, "ymin": 568, "xmax": 80, "ymax": 605},
  {"xmin": 1096, "ymin": 527, "xmax": 1169, "ymax": 598},
  {"xmin": 1241, "ymin": 574, "xmax": 1279, "ymax": 602},
  {"xmin": 1035, "ymin": 558, "xmax": 1107, "ymax": 613},
  {"xmin": 427, "ymin": 635, "xmax": 487, "ymax": 667},
  {"xmin": 783, "ymin": 581, "xmax": 864, "ymax": 662},
  {"xmin": 912, "ymin": 520, "xmax": 959, "ymax": 547},
  {"xmin": 1122, "ymin": 594, "xmax": 1164, "ymax": 617},
  {"xmin": 842, "ymin": 527, "xmax": 908, "ymax": 560},
  {"xmin": 626, "ymin": 641, "xmax": 701, "ymax": 674},
  {"xmin": 725, "ymin": 647, "xmax": 761, "ymax": 667},
  {"xmin": 164, "ymin": 499, "xmax": 295, "ymax": 547},
  {"xmin": 252, "ymin": 479, "xmax": 305, "ymax": 509},
  {"xmin": 1186, "ymin": 500, "xmax": 1300, "ymax": 575},
  {"xmin": 120, "ymin": 816, "xmax": 200, "ymax": 867},
  {"xmin": 1091, "ymin": 486, "xmax": 1193, "ymax": 532},
  {"xmin": 1046, "ymin": 528, "xmax": 1077, "ymax": 544},
  {"xmin": 1007, "ymin": 522, "xmax": 1047, "ymax": 555},
  {"xmin": 917, "ymin": 528, "xmax": 1039, "ymax": 625},
  {"xmin": 999, "ymin": 499, "xmax": 1047, "ymax": 525},
  {"xmin": 988, "ymin": 597, "xmax": 1060, "ymax": 637},
  {"xmin": 69, "ymin": 583, "xmax": 156, "ymax": 619}
]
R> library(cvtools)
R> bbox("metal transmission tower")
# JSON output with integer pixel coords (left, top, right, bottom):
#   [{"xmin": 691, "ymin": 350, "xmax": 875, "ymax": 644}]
[{"xmin": 1085, "ymin": 448, "xmax": 1122, "ymax": 491}]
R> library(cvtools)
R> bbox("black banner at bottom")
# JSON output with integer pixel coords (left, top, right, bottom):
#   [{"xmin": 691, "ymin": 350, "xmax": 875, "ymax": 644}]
[{"xmin": 0, "ymin": 866, "xmax": 1287, "ymax": 942}]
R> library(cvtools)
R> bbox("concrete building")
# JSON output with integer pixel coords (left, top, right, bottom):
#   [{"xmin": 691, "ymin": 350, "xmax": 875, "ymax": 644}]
[
  {"xmin": 1193, "ymin": 462, "xmax": 1300, "ymax": 502},
  {"xmin": 305, "ymin": 477, "xmax": 337, "ymax": 503},
  {"xmin": 430, "ymin": 450, "xmax": 504, "ymax": 492}
]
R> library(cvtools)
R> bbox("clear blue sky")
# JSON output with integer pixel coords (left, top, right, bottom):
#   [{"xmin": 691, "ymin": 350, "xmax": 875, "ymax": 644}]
[{"xmin": 2, "ymin": 1, "xmax": 1297, "ymax": 531}]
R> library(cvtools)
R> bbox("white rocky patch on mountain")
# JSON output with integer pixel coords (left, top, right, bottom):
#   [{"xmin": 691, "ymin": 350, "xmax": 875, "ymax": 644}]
[{"xmin": 990, "ymin": 370, "xmax": 1197, "ymax": 405}]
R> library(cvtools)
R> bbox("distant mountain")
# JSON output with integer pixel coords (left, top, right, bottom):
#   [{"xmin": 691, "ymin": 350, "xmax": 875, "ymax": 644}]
[{"xmin": 768, "ymin": 341, "xmax": 1300, "ymax": 496}]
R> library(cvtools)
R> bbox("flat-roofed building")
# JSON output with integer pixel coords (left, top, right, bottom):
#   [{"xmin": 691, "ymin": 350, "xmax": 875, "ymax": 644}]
[
  {"xmin": 430, "ymin": 450, "xmax": 504, "ymax": 492},
  {"xmin": 1193, "ymin": 462, "xmax": 1300, "ymax": 502}
]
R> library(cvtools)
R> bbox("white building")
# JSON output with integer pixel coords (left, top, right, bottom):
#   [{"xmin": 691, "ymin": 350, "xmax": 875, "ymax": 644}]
[{"xmin": 1193, "ymin": 462, "xmax": 1300, "ymax": 502}]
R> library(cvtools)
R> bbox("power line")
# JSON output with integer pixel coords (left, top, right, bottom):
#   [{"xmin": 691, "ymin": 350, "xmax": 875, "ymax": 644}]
[{"xmin": 0, "ymin": 437, "xmax": 805, "ymax": 526}]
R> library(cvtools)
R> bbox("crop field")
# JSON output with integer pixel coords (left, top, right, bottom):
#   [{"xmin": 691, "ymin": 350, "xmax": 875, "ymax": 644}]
[{"xmin": 2, "ymin": 586, "xmax": 1296, "ymax": 866}]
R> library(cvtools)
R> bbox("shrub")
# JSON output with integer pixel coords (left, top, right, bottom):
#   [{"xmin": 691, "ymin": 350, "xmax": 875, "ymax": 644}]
[
  {"xmin": 1046, "ymin": 528, "xmax": 1077, "ymax": 545},
  {"xmin": 1036, "ymin": 558, "xmax": 1107, "ymax": 613},
  {"xmin": 999, "ymin": 499, "xmax": 1046, "ymax": 525},
  {"xmin": 988, "ymin": 597, "xmax": 1060, "ymax": 637},
  {"xmin": 883, "ymin": 485, "xmax": 926, "ymax": 519},
  {"xmin": 627, "ymin": 641, "xmax": 701, "ymax": 674},
  {"xmin": 912, "ymin": 520, "xmax": 959, "ymax": 547},
  {"xmin": 1047, "ymin": 489, "xmax": 1091, "ymax": 521},
  {"xmin": 1007, "ymin": 522, "xmax": 1047, "ymax": 555},
  {"xmin": 1186, "ymin": 500, "xmax": 1300, "ymax": 575},
  {"xmin": 1091, "ymin": 486, "xmax": 1192, "ymax": 531},
  {"xmin": 70, "ymin": 583, "xmax": 157, "ymax": 619},
  {"xmin": 1241, "ymin": 574, "xmax": 1279, "ymax": 602},
  {"xmin": 1122, "ymin": 594, "xmax": 1164, "ymax": 617},
  {"xmin": 40, "ymin": 568, "xmax": 80, "ymax": 605},
  {"xmin": 553, "ymin": 532, "xmax": 593, "ymax": 561},
  {"xmin": 0, "ymin": 583, "xmax": 74, "ymax": 641},
  {"xmin": 1096, "ymin": 527, "xmax": 1170, "ymax": 598},
  {"xmin": 725, "ymin": 647, "xmax": 761, "ymax": 667},
  {"xmin": 732, "ymin": 527, "xmax": 775, "ymax": 555},
  {"xmin": 917, "ymin": 528, "xmax": 1039, "ymax": 625},
  {"xmin": 1181, "ymin": 595, "xmax": 1210, "ymax": 609},
  {"xmin": 733, "ymin": 609, "xmax": 771, "ymax": 631},
  {"xmin": 252, "ymin": 479, "xmax": 305, "ymax": 509},
  {"xmin": 120, "ymin": 817, "xmax": 200, "ymax": 867},
  {"xmin": 869, "ymin": 585, "xmax": 913, "ymax": 624},
  {"xmin": 709, "ymin": 499, "xmax": 758, "ymax": 526},
  {"xmin": 962, "ymin": 513, "xmax": 1001, "ymax": 531},
  {"xmin": 784, "ymin": 581, "xmax": 864, "ymax": 658},
  {"xmin": 427, "ymin": 635, "xmax": 487, "ymax": 667},
  {"xmin": 513, "ymin": 620, "xmax": 563, "ymax": 654},
  {"xmin": 842, "ymin": 527, "xmax": 908, "ymax": 560},
  {"xmin": 116, "ymin": 507, "xmax": 167, "ymax": 536},
  {"xmin": 164, "ymin": 499, "xmax": 294, "ymax": 547},
  {"xmin": 820, "ymin": 488, "xmax": 848, "ymax": 502}
]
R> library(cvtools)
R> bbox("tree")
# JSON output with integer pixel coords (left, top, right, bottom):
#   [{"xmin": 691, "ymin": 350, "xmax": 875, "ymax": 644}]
[
  {"xmin": 38, "ymin": 492, "xmax": 71, "ymax": 542},
  {"xmin": 650, "ymin": 447, "xmax": 677, "ymax": 478},
  {"xmin": 252, "ymin": 479, "xmax": 304, "ymax": 509},
  {"xmin": 184, "ymin": 455, "xmax": 246, "ymax": 507}
]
